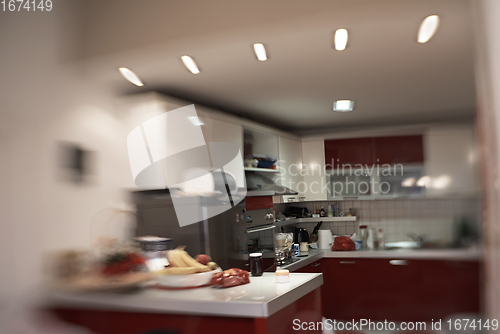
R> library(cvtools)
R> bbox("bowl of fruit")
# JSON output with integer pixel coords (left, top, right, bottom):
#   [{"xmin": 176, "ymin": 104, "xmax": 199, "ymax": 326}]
[{"xmin": 155, "ymin": 247, "xmax": 221, "ymax": 287}]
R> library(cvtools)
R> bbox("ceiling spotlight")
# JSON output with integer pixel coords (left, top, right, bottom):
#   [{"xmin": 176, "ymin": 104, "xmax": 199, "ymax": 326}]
[
  {"xmin": 118, "ymin": 67, "xmax": 144, "ymax": 86},
  {"xmin": 333, "ymin": 100, "xmax": 354, "ymax": 112},
  {"xmin": 253, "ymin": 43, "xmax": 267, "ymax": 61},
  {"xmin": 334, "ymin": 29, "xmax": 348, "ymax": 51},
  {"xmin": 181, "ymin": 55, "xmax": 200, "ymax": 74},
  {"xmin": 418, "ymin": 15, "xmax": 440, "ymax": 43}
]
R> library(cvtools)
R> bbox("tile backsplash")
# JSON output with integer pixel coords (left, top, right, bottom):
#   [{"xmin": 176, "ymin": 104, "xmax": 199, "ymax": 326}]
[{"xmin": 274, "ymin": 198, "xmax": 480, "ymax": 243}]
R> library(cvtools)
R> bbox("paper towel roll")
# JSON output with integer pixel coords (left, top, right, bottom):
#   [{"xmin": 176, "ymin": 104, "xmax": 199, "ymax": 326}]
[{"xmin": 317, "ymin": 230, "xmax": 334, "ymax": 249}]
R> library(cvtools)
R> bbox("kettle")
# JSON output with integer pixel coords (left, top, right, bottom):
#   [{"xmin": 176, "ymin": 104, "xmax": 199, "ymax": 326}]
[{"xmin": 293, "ymin": 227, "xmax": 310, "ymax": 243}]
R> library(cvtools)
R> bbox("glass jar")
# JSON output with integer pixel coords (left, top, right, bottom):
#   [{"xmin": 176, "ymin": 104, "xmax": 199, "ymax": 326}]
[
  {"xmin": 249, "ymin": 252, "xmax": 263, "ymax": 276},
  {"xmin": 134, "ymin": 236, "xmax": 173, "ymax": 272}
]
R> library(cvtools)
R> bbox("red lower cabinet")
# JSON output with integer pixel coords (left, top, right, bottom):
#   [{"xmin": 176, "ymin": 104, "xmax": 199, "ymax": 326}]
[
  {"xmin": 367, "ymin": 259, "xmax": 422, "ymax": 321},
  {"xmin": 417, "ymin": 260, "xmax": 480, "ymax": 320},
  {"xmin": 294, "ymin": 258, "xmax": 481, "ymax": 322},
  {"xmin": 321, "ymin": 259, "xmax": 373, "ymax": 321}
]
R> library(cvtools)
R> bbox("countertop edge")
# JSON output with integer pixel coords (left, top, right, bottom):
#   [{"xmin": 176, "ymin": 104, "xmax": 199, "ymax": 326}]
[
  {"xmin": 265, "ymin": 273, "xmax": 323, "ymax": 316},
  {"xmin": 281, "ymin": 248, "xmax": 482, "ymax": 271},
  {"xmin": 46, "ymin": 273, "xmax": 324, "ymax": 318}
]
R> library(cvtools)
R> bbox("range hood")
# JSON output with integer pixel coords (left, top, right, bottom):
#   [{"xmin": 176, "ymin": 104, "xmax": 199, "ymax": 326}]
[{"xmin": 245, "ymin": 170, "xmax": 298, "ymax": 196}]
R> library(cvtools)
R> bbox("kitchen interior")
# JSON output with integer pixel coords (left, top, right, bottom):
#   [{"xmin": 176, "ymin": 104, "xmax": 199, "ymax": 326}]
[{"xmin": 3, "ymin": 0, "xmax": 500, "ymax": 334}]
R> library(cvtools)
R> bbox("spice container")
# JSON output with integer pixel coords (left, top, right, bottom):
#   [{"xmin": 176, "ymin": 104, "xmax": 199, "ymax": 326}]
[
  {"xmin": 249, "ymin": 252, "xmax": 263, "ymax": 276},
  {"xmin": 327, "ymin": 205, "xmax": 334, "ymax": 217},
  {"xmin": 359, "ymin": 225, "xmax": 368, "ymax": 249}
]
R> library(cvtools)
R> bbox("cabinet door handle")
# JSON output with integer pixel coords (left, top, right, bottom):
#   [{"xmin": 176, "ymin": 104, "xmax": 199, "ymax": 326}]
[
  {"xmin": 389, "ymin": 260, "xmax": 408, "ymax": 266},
  {"xmin": 340, "ymin": 261, "xmax": 356, "ymax": 264},
  {"xmin": 311, "ymin": 263, "xmax": 321, "ymax": 267}
]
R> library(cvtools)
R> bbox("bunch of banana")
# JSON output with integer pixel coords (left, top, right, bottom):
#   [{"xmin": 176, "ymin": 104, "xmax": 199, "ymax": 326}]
[{"xmin": 159, "ymin": 247, "xmax": 216, "ymax": 275}]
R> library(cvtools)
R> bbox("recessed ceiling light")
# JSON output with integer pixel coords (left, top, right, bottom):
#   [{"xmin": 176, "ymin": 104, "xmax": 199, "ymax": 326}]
[
  {"xmin": 418, "ymin": 15, "xmax": 440, "ymax": 43},
  {"xmin": 333, "ymin": 100, "xmax": 354, "ymax": 112},
  {"xmin": 334, "ymin": 29, "xmax": 348, "ymax": 51},
  {"xmin": 181, "ymin": 55, "xmax": 200, "ymax": 74},
  {"xmin": 118, "ymin": 67, "xmax": 144, "ymax": 86},
  {"xmin": 253, "ymin": 43, "xmax": 267, "ymax": 61}
]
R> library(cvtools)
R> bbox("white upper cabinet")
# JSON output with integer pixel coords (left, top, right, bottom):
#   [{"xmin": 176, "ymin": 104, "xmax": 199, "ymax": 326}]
[
  {"xmin": 277, "ymin": 136, "xmax": 303, "ymax": 202},
  {"xmin": 301, "ymin": 140, "xmax": 328, "ymax": 201},
  {"xmin": 243, "ymin": 127, "xmax": 279, "ymax": 160},
  {"xmin": 424, "ymin": 125, "xmax": 478, "ymax": 197},
  {"xmin": 209, "ymin": 118, "xmax": 245, "ymax": 188}
]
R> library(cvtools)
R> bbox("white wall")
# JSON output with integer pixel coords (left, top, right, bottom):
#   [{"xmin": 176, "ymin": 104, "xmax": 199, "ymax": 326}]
[
  {"xmin": 472, "ymin": 0, "xmax": 500, "ymax": 322},
  {"xmin": 0, "ymin": 4, "xmax": 137, "ymax": 305}
]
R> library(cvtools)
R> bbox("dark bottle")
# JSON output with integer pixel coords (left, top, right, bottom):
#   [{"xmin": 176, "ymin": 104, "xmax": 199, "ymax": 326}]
[{"xmin": 249, "ymin": 252, "xmax": 263, "ymax": 276}]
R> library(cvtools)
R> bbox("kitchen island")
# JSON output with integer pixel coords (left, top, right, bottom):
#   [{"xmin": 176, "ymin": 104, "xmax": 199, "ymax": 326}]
[{"xmin": 47, "ymin": 273, "xmax": 323, "ymax": 334}]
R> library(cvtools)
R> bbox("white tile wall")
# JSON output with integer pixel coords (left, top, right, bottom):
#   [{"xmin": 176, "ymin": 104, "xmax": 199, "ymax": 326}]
[{"xmin": 275, "ymin": 198, "xmax": 480, "ymax": 243}]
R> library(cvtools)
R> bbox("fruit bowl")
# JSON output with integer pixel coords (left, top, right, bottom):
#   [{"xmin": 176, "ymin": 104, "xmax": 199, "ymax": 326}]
[{"xmin": 155, "ymin": 268, "xmax": 222, "ymax": 288}]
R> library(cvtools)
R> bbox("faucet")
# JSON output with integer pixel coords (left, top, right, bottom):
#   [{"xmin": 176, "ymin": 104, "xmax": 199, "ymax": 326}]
[{"xmin": 408, "ymin": 233, "xmax": 426, "ymax": 248}]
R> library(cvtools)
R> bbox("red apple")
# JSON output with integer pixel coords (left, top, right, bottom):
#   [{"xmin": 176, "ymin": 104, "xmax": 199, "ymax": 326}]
[{"xmin": 195, "ymin": 254, "xmax": 211, "ymax": 265}]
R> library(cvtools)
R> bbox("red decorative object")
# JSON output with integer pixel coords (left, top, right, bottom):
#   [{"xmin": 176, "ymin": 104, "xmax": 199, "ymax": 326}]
[
  {"xmin": 332, "ymin": 236, "xmax": 356, "ymax": 251},
  {"xmin": 210, "ymin": 268, "xmax": 250, "ymax": 288}
]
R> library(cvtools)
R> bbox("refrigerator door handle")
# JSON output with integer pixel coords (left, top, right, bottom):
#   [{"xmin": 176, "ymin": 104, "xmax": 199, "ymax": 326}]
[{"xmin": 246, "ymin": 225, "xmax": 277, "ymax": 234}]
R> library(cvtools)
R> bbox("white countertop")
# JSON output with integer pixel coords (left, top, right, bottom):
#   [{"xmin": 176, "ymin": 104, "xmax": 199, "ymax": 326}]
[
  {"xmin": 47, "ymin": 273, "xmax": 323, "ymax": 318},
  {"xmin": 282, "ymin": 248, "xmax": 482, "ymax": 272}
]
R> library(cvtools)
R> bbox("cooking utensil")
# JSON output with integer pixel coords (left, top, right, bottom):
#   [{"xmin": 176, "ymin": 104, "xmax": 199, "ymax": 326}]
[{"xmin": 308, "ymin": 221, "xmax": 323, "ymax": 243}]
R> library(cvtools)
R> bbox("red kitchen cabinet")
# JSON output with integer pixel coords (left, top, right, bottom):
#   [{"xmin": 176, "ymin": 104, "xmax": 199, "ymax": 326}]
[
  {"xmin": 324, "ymin": 138, "xmax": 374, "ymax": 168},
  {"xmin": 372, "ymin": 135, "xmax": 424, "ymax": 165},
  {"xmin": 303, "ymin": 258, "xmax": 480, "ymax": 322},
  {"xmin": 417, "ymin": 260, "xmax": 480, "ymax": 320},
  {"xmin": 321, "ymin": 258, "xmax": 373, "ymax": 320},
  {"xmin": 367, "ymin": 259, "xmax": 423, "ymax": 321}
]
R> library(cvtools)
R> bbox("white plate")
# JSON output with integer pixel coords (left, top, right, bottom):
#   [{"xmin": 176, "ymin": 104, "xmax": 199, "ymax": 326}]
[
  {"xmin": 62, "ymin": 272, "xmax": 153, "ymax": 292},
  {"xmin": 155, "ymin": 268, "xmax": 222, "ymax": 288}
]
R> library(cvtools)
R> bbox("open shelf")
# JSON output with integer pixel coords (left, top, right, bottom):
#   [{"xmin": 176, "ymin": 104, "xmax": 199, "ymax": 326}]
[
  {"xmin": 274, "ymin": 216, "xmax": 357, "ymax": 227},
  {"xmin": 294, "ymin": 217, "xmax": 357, "ymax": 223},
  {"xmin": 244, "ymin": 167, "xmax": 280, "ymax": 173}
]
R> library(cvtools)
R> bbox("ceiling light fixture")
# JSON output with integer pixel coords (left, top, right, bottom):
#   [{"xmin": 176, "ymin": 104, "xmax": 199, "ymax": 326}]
[
  {"xmin": 118, "ymin": 67, "xmax": 144, "ymax": 86},
  {"xmin": 181, "ymin": 55, "xmax": 200, "ymax": 74},
  {"xmin": 334, "ymin": 29, "xmax": 348, "ymax": 51},
  {"xmin": 418, "ymin": 15, "xmax": 440, "ymax": 43},
  {"xmin": 333, "ymin": 100, "xmax": 354, "ymax": 112},
  {"xmin": 253, "ymin": 43, "xmax": 267, "ymax": 61}
]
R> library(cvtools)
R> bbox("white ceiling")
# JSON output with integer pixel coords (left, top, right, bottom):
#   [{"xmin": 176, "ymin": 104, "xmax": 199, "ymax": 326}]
[{"xmin": 76, "ymin": 0, "xmax": 476, "ymax": 134}]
